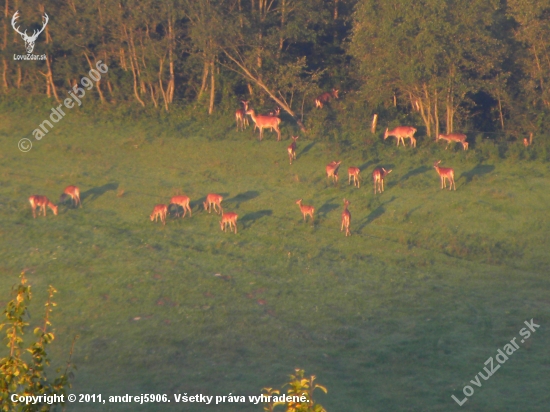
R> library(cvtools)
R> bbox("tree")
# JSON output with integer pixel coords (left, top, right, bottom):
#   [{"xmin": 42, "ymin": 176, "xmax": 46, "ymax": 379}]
[
  {"xmin": 0, "ymin": 274, "xmax": 76, "ymax": 412},
  {"xmin": 349, "ymin": 0, "xmax": 507, "ymax": 137}
]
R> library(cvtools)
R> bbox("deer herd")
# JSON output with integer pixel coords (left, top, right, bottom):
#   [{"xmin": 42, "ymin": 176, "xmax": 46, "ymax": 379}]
[{"xmin": 29, "ymin": 89, "xmax": 493, "ymax": 236}]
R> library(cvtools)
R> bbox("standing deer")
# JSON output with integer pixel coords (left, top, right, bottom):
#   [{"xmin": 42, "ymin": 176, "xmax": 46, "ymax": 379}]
[
  {"xmin": 384, "ymin": 126, "xmax": 417, "ymax": 147},
  {"xmin": 235, "ymin": 101, "xmax": 250, "ymax": 131},
  {"xmin": 287, "ymin": 136, "xmax": 299, "ymax": 165},
  {"xmin": 348, "ymin": 167, "xmax": 361, "ymax": 188},
  {"xmin": 341, "ymin": 199, "xmax": 351, "ymax": 236},
  {"xmin": 437, "ymin": 133, "xmax": 468, "ymax": 150},
  {"xmin": 372, "ymin": 168, "xmax": 392, "ymax": 194},
  {"xmin": 220, "ymin": 212, "xmax": 238, "ymax": 234},
  {"xmin": 295, "ymin": 199, "xmax": 314, "ymax": 223},
  {"xmin": 150, "ymin": 204, "xmax": 168, "ymax": 225},
  {"xmin": 315, "ymin": 89, "xmax": 339, "ymax": 109},
  {"xmin": 326, "ymin": 161, "xmax": 342, "ymax": 185},
  {"xmin": 60, "ymin": 186, "xmax": 81, "ymax": 207},
  {"xmin": 246, "ymin": 109, "xmax": 281, "ymax": 141},
  {"xmin": 433, "ymin": 161, "xmax": 456, "ymax": 190},
  {"xmin": 169, "ymin": 195, "xmax": 192, "ymax": 218},
  {"xmin": 269, "ymin": 107, "xmax": 281, "ymax": 116},
  {"xmin": 203, "ymin": 194, "xmax": 223, "ymax": 214},
  {"xmin": 29, "ymin": 195, "xmax": 58, "ymax": 218},
  {"xmin": 12, "ymin": 11, "xmax": 49, "ymax": 54}
]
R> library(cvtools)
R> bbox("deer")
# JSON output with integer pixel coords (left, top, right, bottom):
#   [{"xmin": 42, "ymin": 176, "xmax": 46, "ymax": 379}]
[
  {"xmin": 341, "ymin": 199, "xmax": 351, "ymax": 237},
  {"xmin": 287, "ymin": 136, "xmax": 299, "ymax": 165},
  {"xmin": 235, "ymin": 100, "xmax": 250, "ymax": 131},
  {"xmin": 523, "ymin": 138, "xmax": 529, "ymax": 147},
  {"xmin": 315, "ymin": 89, "xmax": 339, "ymax": 109},
  {"xmin": 373, "ymin": 168, "xmax": 392, "ymax": 194},
  {"xmin": 348, "ymin": 167, "xmax": 361, "ymax": 188},
  {"xmin": 246, "ymin": 109, "xmax": 281, "ymax": 141},
  {"xmin": 326, "ymin": 161, "xmax": 342, "ymax": 185},
  {"xmin": 203, "ymin": 193, "xmax": 223, "ymax": 214},
  {"xmin": 12, "ymin": 11, "xmax": 49, "ymax": 54},
  {"xmin": 433, "ymin": 160, "xmax": 456, "ymax": 191},
  {"xmin": 220, "ymin": 212, "xmax": 238, "ymax": 234},
  {"xmin": 269, "ymin": 106, "xmax": 281, "ymax": 116},
  {"xmin": 169, "ymin": 195, "xmax": 192, "ymax": 218},
  {"xmin": 29, "ymin": 195, "xmax": 58, "ymax": 218},
  {"xmin": 295, "ymin": 199, "xmax": 314, "ymax": 223},
  {"xmin": 60, "ymin": 185, "xmax": 81, "ymax": 207},
  {"xmin": 150, "ymin": 204, "xmax": 168, "ymax": 225},
  {"xmin": 437, "ymin": 133, "xmax": 468, "ymax": 150},
  {"xmin": 384, "ymin": 126, "xmax": 417, "ymax": 147}
]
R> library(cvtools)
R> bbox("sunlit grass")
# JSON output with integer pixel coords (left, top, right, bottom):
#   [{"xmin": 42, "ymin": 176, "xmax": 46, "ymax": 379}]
[{"xmin": 0, "ymin": 105, "xmax": 548, "ymax": 411}]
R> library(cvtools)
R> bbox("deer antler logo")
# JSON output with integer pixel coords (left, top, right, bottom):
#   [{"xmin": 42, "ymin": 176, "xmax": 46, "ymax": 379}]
[{"xmin": 12, "ymin": 10, "xmax": 49, "ymax": 54}]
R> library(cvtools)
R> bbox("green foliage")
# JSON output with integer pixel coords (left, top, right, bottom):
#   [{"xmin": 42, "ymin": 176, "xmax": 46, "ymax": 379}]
[
  {"xmin": 0, "ymin": 275, "xmax": 76, "ymax": 412},
  {"xmin": 262, "ymin": 369, "xmax": 327, "ymax": 412}
]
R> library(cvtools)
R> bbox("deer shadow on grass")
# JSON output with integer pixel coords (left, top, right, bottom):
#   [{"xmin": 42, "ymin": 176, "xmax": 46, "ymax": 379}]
[
  {"xmin": 357, "ymin": 196, "xmax": 396, "ymax": 233},
  {"xmin": 241, "ymin": 210, "xmax": 272, "ymax": 229},
  {"xmin": 318, "ymin": 199, "xmax": 340, "ymax": 219},
  {"xmin": 399, "ymin": 165, "xmax": 431, "ymax": 183},
  {"xmin": 81, "ymin": 183, "xmax": 119, "ymax": 203},
  {"xmin": 298, "ymin": 142, "xmax": 316, "ymax": 159},
  {"xmin": 229, "ymin": 190, "xmax": 260, "ymax": 208},
  {"xmin": 358, "ymin": 160, "xmax": 380, "ymax": 171},
  {"xmin": 460, "ymin": 164, "xmax": 495, "ymax": 183}
]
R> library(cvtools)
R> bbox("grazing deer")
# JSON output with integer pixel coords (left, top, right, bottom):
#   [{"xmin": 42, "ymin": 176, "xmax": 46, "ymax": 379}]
[
  {"xmin": 384, "ymin": 126, "xmax": 417, "ymax": 147},
  {"xmin": 287, "ymin": 136, "xmax": 299, "ymax": 165},
  {"xmin": 315, "ymin": 89, "xmax": 339, "ymax": 109},
  {"xmin": 12, "ymin": 11, "xmax": 49, "ymax": 54},
  {"xmin": 203, "ymin": 193, "xmax": 223, "ymax": 214},
  {"xmin": 235, "ymin": 100, "xmax": 249, "ymax": 131},
  {"xmin": 295, "ymin": 199, "xmax": 314, "ymax": 223},
  {"xmin": 437, "ymin": 133, "xmax": 468, "ymax": 150},
  {"xmin": 60, "ymin": 185, "xmax": 81, "ymax": 207},
  {"xmin": 341, "ymin": 199, "xmax": 351, "ymax": 236},
  {"xmin": 150, "ymin": 204, "xmax": 168, "ymax": 225},
  {"xmin": 220, "ymin": 212, "xmax": 238, "ymax": 234},
  {"xmin": 169, "ymin": 195, "xmax": 192, "ymax": 218},
  {"xmin": 246, "ymin": 109, "xmax": 281, "ymax": 141},
  {"xmin": 372, "ymin": 167, "xmax": 392, "ymax": 194},
  {"xmin": 348, "ymin": 167, "xmax": 361, "ymax": 188},
  {"xmin": 433, "ymin": 160, "xmax": 456, "ymax": 191},
  {"xmin": 29, "ymin": 195, "xmax": 58, "ymax": 218},
  {"xmin": 326, "ymin": 161, "xmax": 342, "ymax": 184}
]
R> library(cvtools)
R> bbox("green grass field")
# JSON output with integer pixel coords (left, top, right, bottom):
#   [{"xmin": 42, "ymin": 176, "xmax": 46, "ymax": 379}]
[{"xmin": 0, "ymin": 104, "xmax": 549, "ymax": 411}]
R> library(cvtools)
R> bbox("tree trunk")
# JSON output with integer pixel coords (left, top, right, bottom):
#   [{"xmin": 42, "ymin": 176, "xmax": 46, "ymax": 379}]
[
  {"xmin": 167, "ymin": 16, "xmax": 175, "ymax": 103},
  {"xmin": 129, "ymin": 53, "xmax": 145, "ymax": 106},
  {"xmin": 84, "ymin": 53, "xmax": 105, "ymax": 104},
  {"xmin": 158, "ymin": 57, "xmax": 169, "ymax": 111},
  {"xmin": 2, "ymin": 58, "xmax": 8, "ymax": 90},
  {"xmin": 198, "ymin": 59, "xmax": 209, "ymax": 101},
  {"xmin": 45, "ymin": 56, "xmax": 60, "ymax": 102},
  {"xmin": 208, "ymin": 60, "xmax": 215, "ymax": 115},
  {"xmin": 434, "ymin": 88, "xmax": 439, "ymax": 140},
  {"xmin": 149, "ymin": 83, "xmax": 158, "ymax": 108}
]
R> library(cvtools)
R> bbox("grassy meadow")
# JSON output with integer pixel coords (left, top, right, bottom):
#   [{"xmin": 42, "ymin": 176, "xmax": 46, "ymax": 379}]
[{"xmin": 0, "ymin": 102, "xmax": 549, "ymax": 411}]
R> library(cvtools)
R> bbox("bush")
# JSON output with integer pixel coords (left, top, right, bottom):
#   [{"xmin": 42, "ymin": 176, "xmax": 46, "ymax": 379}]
[{"xmin": 0, "ymin": 274, "xmax": 77, "ymax": 412}]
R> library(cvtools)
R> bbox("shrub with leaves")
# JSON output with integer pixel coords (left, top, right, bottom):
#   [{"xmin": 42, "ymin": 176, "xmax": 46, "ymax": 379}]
[
  {"xmin": 263, "ymin": 369, "xmax": 327, "ymax": 412},
  {"xmin": 0, "ymin": 273, "xmax": 76, "ymax": 412}
]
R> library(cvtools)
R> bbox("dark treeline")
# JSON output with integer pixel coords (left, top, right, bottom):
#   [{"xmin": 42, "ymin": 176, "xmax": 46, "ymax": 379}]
[{"xmin": 1, "ymin": 0, "xmax": 549, "ymax": 139}]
